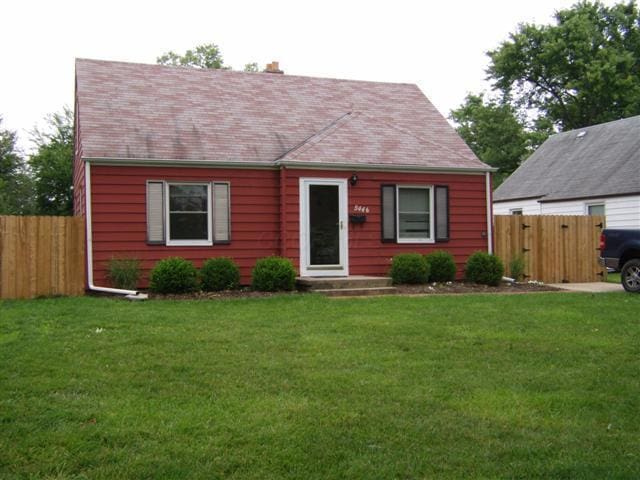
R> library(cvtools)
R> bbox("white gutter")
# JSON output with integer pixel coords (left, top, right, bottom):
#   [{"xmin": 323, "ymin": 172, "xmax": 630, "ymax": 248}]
[
  {"xmin": 486, "ymin": 172, "xmax": 493, "ymax": 254},
  {"xmin": 276, "ymin": 160, "xmax": 497, "ymax": 174},
  {"xmin": 85, "ymin": 161, "xmax": 138, "ymax": 295},
  {"xmin": 84, "ymin": 156, "xmax": 497, "ymax": 175},
  {"xmin": 86, "ymin": 157, "xmax": 275, "ymax": 170}
]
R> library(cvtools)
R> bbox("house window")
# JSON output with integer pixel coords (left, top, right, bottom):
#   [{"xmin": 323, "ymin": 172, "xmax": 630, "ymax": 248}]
[
  {"xmin": 397, "ymin": 186, "xmax": 433, "ymax": 242},
  {"xmin": 382, "ymin": 184, "xmax": 447, "ymax": 243},
  {"xmin": 510, "ymin": 209, "xmax": 523, "ymax": 215},
  {"xmin": 146, "ymin": 180, "xmax": 230, "ymax": 246},
  {"xmin": 167, "ymin": 183, "xmax": 211, "ymax": 244},
  {"xmin": 586, "ymin": 204, "xmax": 605, "ymax": 216}
]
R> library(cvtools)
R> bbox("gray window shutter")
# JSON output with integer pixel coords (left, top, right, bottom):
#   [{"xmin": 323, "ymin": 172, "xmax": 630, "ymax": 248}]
[
  {"xmin": 435, "ymin": 185, "xmax": 449, "ymax": 242},
  {"xmin": 381, "ymin": 184, "xmax": 396, "ymax": 242},
  {"xmin": 146, "ymin": 181, "xmax": 165, "ymax": 244},
  {"xmin": 213, "ymin": 182, "xmax": 230, "ymax": 243}
]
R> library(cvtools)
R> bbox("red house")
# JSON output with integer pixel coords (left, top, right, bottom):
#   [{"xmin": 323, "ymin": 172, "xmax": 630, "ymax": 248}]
[{"xmin": 74, "ymin": 59, "xmax": 494, "ymax": 293}]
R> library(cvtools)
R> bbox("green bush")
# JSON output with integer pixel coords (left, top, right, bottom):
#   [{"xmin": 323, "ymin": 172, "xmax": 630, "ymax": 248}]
[
  {"xmin": 201, "ymin": 257, "xmax": 240, "ymax": 292},
  {"xmin": 425, "ymin": 250, "xmax": 457, "ymax": 282},
  {"xmin": 390, "ymin": 253, "xmax": 430, "ymax": 284},
  {"xmin": 509, "ymin": 254, "xmax": 526, "ymax": 282},
  {"xmin": 251, "ymin": 256, "xmax": 296, "ymax": 292},
  {"xmin": 149, "ymin": 257, "xmax": 199, "ymax": 294},
  {"xmin": 465, "ymin": 252, "xmax": 504, "ymax": 286},
  {"xmin": 106, "ymin": 257, "xmax": 141, "ymax": 290}
]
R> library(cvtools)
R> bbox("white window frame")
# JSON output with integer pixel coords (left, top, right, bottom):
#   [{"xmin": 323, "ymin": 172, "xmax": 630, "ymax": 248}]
[
  {"xmin": 510, "ymin": 208, "xmax": 523, "ymax": 215},
  {"xmin": 585, "ymin": 203, "xmax": 605, "ymax": 216},
  {"xmin": 396, "ymin": 185, "xmax": 434, "ymax": 244},
  {"xmin": 165, "ymin": 182, "xmax": 213, "ymax": 246}
]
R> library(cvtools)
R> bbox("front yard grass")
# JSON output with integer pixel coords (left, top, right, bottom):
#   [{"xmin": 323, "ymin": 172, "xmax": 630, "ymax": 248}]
[
  {"xmin": 606, "ymin": 271, "xmax": 621, "ymax": 284},
  {"xmin": 1, "ymin": 293, "xmax": 639, "ymax": 479}
]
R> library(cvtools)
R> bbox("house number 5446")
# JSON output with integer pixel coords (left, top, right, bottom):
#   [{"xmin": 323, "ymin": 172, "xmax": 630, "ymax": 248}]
[{"xmin": 353, "ymin": 205, "xmax": 370, "ymax": 213}]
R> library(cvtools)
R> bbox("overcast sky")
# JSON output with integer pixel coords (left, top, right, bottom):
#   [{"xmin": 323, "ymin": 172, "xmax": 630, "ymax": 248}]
[{"xmin": 1, "ymin": 0, "xmax": 620, "ymax": 152}]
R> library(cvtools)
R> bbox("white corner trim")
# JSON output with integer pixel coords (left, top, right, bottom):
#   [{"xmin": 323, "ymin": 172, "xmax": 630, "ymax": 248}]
[{"xmin": 486, "ymin": 172, "xmax": 493, "ymax": 254}]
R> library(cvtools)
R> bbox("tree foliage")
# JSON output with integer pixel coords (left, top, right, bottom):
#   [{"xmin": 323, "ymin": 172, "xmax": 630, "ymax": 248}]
[
  {"xmin": 157, "ymin": 43, "xmax": 261, "ymax": 73},
  {"xmin": 0, "ymin": 117, "xmax": 35, "ymax": 215},
  {"xmin": 243, "ymin": 62, "xmax": 259, "ymax": 73},
  {"xmin": 157, "ymin": 43, "xmax": 226, "ymax": 69},
  {"xmin": 29, "ymin": 108, "xmax": 73, "ymax": 216},
  {"xmin": 0, "ymin": 119, "xmax": 20, "ymax": 180},
  {"xmin": 450, "ymin": 94, "xmax": 553, "ymax": 185},
  {"xmin": 451, "ymin": 1, "xmax": 640, "ymax": 182},
  {"xmin": 488, "ymin": 0, "xmax": 640, "ymax": 130}
]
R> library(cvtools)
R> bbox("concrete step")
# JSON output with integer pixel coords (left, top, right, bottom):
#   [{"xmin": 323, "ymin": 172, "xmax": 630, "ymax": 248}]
[
  {"xmin": 313, "ymin": 286, "xmax": 398, "ymax": 297},
  {"xmin": 297, "ymin": 276, "xmax": 392, "ymax": 291}
]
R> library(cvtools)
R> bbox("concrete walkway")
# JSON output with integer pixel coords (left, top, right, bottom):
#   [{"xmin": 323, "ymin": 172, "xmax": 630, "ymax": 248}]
[{"xmin": 549, "ymin": 282, "xmax": 624, "ymax": 293}]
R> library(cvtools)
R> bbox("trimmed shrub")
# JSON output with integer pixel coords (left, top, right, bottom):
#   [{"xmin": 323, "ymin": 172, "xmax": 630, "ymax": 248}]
[
  {"xmin": 107, "ymin": 257, "xmax": 141, "ymax": 290},
  {"xmin": 149, "ymin": 257, "xmax": 199, "ymax": 294},
  {"xmin": 425, "ymin": 250, "xmax": 457, "ymax": 282},
  {"xmin": 390, "ymin": 253, "xmax": 430, "ymax": 285},
  {"xmin": 465, "ymin": 252, "xmax": 504, "ymax": 286},
  {"xmin": 251, "ymin": 256, "xmax": 296, "ymax": 292},
  {"xmin": 509, "ymin": 254, "xmax": 526, "ymax": 282},
  {"xmin": 201, "ymin": 257, "xmax": 240, "ymax": 292}
]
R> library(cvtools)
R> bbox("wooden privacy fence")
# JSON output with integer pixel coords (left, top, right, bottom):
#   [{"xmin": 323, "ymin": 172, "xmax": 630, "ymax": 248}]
[
  {"xmin": 494, "ymin": 215, "xmax": 605, "ymax": 284},
  {"xmin": 0, "ymin": 216, "xmax": 85, "ymax": 299}
]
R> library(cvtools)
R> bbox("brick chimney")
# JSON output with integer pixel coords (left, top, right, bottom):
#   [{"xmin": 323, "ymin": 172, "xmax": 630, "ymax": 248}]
[{"xmin": 264, "ymin": 61, "xmax": 284, "ymax": 74}]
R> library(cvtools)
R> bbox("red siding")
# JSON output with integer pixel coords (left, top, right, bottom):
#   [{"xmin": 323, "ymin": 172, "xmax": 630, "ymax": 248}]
[
  {"xmin": 88, "ymin": 165, "xmax": 489, "ymax": 288},
  {"xmin": 283, "ymin": 169, "xmax": 489, "ymax": 279},
  {"xmin": 90, "ymin": 165, "xmax": 280, "ymax": 286}
]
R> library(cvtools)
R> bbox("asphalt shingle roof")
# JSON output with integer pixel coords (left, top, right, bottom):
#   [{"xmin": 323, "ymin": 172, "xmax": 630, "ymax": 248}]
[
  {"xmin": 493, "ymin": 115, "xmax": 640, "ymax": 202},
  {"xmin": 75, "ymin": 59, "xmax": 489, "ymax": 171}
]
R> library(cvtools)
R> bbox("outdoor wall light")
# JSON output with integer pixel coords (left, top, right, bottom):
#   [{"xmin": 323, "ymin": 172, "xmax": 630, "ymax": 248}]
[{"xmin": 349, "ymin": 173, "xmax": 358, "ymax": 186}]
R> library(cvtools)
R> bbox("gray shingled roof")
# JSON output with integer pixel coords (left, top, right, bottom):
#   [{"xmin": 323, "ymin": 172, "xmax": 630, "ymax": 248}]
[
  {"xmin": 493, "ymin": 115, "xmax": 640, "ymax": 202},
  {"xmin": 75, "ymin": 59, "xmax": 489, "ymax": 171}
]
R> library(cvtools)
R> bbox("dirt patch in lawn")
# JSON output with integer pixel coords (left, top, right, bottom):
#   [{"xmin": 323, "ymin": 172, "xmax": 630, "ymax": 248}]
[{"xmin": 146, "ymin": 281, "xmax": 558, "ymax": 300}]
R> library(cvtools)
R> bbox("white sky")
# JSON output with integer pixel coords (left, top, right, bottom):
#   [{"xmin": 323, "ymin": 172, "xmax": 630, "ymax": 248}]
[{"xmin": 1, "ymin": 0, "xmax": 619, "ymax": 153}]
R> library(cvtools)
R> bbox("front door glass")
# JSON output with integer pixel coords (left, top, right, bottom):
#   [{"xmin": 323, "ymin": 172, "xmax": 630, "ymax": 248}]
[{"xmin": 309, "ymin": 185, "xmax": 339, "ymax": 265}]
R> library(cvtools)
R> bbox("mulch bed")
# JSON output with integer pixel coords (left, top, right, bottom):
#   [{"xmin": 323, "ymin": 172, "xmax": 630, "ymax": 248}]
[
  {"xmin": 393, "ymin": 281, "xmax": 559, "ymax": 295},
  {"xmin": 148, "ymin": 289, "xmax": 304, "ymax": 300},
  {"xmin": 147, "ymin": 281, "xmax": 559, "ymax": 300}
]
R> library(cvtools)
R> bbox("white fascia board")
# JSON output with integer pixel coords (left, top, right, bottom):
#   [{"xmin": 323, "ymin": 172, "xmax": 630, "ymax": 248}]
[{"xmin": 83, "ymin": 156, "xmax": 495, "ymax": 175}]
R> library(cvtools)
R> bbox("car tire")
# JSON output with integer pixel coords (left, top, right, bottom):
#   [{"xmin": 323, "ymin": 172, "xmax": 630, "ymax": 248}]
[{"xmin": 621, "ymin": 259, "xmax": 640, "ymax": 293}]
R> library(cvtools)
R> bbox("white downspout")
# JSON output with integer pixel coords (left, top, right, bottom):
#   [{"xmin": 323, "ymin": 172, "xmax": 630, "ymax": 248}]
[
  {"xmin": 486, "ymin": 171, "xmax": 493, "ymax": 254},
  {"xmin": 85, "ymin": 161, "xmax": 138, "ymax": 295}
]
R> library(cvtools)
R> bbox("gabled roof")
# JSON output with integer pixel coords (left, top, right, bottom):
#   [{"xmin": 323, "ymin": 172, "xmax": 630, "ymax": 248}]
[
  {"xmin": 278, "ymin": 111, "xmax": 481, "ymax": 170},
  {"xmin": 494, "ymin": 115, "xmax": 640, "ymax": 203},
  {"xmin": 75, "ymin": 59, "xmax": 489, "ymax": 171}
]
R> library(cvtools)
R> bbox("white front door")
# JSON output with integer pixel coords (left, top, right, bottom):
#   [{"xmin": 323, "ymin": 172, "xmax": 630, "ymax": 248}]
[{"xmin": 299, "ymin": 178, "xmax": 349, "ymax": 277}]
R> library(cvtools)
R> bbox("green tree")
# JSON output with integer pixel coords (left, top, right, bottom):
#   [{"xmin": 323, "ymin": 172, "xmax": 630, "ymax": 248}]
[
  {"xmin": 157, "ymin": 43, "xmax": 226, "ymax": 69},
  {"xmin": 157, "ymin": 43, "xmax": 261, "ymax": 72},
  {"xmin": 488, "ymin": 1, "xmax": 640, "ymax": 130},
  {"xmin": 0, "ymin": 117, "xmax": 35, "ymax": 215},
  {"xmin": 29, "ymin": 108, "xmax": 73, "ymax": 216},
  {"xmin": 243, "ymin": 62, "xmax": 259, "ymax": 72},
  {"xmin": 450, "ymin": 94, "xmax": 553, "ymax": 185}
]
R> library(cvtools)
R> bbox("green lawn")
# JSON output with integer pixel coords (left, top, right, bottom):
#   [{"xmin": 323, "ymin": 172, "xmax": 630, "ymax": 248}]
[
  {"xmin": 606, "ymin": 272, "xmax": 621, "ymax": 284},
  {"xmin": 1, "ymin": 293, "xmax": 639, "ymax": 479}
]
